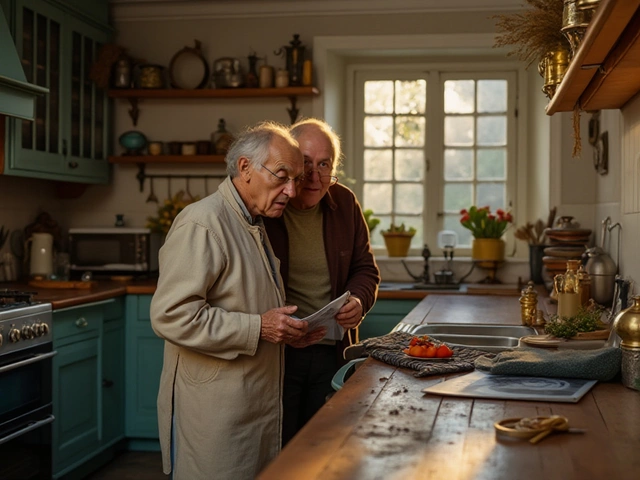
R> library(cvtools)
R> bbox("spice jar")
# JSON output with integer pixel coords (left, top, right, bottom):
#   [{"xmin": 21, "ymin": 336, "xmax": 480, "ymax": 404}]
[
  {"xmin": 613, "ymin": 295, "xmax": 640, "ymax": 391},
  {"xmin": 577, "ymin": 264, "xmax": 591, "ymax": 305},
  {"xmin": 519, "ymin": 281, "xmax": 538, "ymax": 326}
]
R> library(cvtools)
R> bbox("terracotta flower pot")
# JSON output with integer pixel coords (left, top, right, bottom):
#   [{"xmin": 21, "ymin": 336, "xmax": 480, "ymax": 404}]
[
  {"xmin": 472, "ymin": 238, "xmax": 505, "ymax": 268},
  {"xmin": 382, "ymin": 233, "xmax": 414, "ymax": 257}
]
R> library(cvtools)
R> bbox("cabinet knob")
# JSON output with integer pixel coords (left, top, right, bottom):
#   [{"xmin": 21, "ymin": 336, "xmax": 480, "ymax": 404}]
[
  {"xmin": 102, "ymin": 378, "xmax": 114, "ymax": 388},
  {"xmin": 68, "ymin": 161, "xmax": 79, "ymax": 169},
  {"xmin": 75, "ymin": 317, "xmax": 88, "ymax": 328}
]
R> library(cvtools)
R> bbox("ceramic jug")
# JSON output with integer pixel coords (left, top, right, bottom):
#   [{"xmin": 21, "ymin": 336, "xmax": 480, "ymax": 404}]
[{"xmin": 27, "ymin": 232, "xmax": 54, "ymax": 278}]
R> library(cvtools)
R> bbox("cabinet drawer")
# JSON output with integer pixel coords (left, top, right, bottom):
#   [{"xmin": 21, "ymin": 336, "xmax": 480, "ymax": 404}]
[{"xmin": 53, "ymin": 302, "xmax": 109, "ymax": 343}]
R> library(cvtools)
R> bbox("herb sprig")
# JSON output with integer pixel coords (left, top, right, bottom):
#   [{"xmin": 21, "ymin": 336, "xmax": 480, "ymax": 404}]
[{"xmin": 544, "ymin": 304, "xmax": 606, "ymax": 339}]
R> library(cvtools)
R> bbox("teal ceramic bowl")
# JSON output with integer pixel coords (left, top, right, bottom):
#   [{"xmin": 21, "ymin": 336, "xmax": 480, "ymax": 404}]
[{"xmin": 119, "ymin": 130, "xmax": 147, "ymax": 154}]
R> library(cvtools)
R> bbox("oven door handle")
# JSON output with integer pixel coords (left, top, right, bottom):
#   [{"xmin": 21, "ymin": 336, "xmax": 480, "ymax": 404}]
[
  {"xmin": 0, "ymin": 350, "xmax": 58, "ymax": 374},
  {"xmin": 0, "ymin": 414, "xmax": 55, "ymax": 446}
]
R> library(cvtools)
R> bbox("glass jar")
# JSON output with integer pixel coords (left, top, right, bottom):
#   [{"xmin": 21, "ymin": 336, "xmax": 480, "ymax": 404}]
[
  {"xmin": 211, "ymin": 119, "xmax": 234, "ymax": 156},
  {"xmin": 519, "ymin": 281, "xmax": 538, "ymax": 326}
]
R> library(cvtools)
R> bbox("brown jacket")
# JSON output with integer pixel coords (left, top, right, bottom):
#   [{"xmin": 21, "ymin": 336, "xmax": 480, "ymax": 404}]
[{"xmin": 264, "ymin": 183, "xmax": 380, "ymax": 352}]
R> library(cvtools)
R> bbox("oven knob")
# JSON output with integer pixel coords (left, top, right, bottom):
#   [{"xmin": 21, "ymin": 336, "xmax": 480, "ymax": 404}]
[
  {"xmin": 0, "ymin": 332, "xmax": 3, "ymax": 347},
  {"xmin": 9, "ymin": 328, "xmax": 21, "ymax": 342},
  {"xmin": 22, "ymin": 325, "xmax": 35, "ymax": 340},
  {"xmin": 37, "ymin": 323, "xmax": 50, "ymax": 336}
]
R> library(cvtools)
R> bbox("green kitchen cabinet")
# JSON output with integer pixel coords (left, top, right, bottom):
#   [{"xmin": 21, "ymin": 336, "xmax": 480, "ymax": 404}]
[
  {"xmin": 101, "ymin": 298, "xmax": 125, "ymax": 448},
  {"xmin": 52, "ymin": 298, "xmax": 125, "ymax": 479},
  {"xmin": 125, "ymin": 295, "xmax": 163, "ymax": 443},
  {"xmin": 0, "ymin": 0, "xmax": 111, "ymax": 184},
  {"xmin": 359, "ymin": 299, "xmax": 420, "ymax": 341},
  {"xmin": 52, "ymin": 301, "xmax": 103, "ymax": 478}
]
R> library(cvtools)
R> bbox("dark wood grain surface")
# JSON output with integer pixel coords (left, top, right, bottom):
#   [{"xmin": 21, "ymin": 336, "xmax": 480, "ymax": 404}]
[{"xmin": 259, "ymin": 295, "xmax": 640, "ymax": 480}]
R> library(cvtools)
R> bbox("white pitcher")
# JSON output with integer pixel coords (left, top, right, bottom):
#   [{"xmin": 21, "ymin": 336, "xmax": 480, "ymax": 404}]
[{"xmin": 27, "ymin": 232, "xmax": 54, "ymax": 277}]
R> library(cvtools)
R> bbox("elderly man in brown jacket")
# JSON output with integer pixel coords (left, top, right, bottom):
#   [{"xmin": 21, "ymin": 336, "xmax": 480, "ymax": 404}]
[{"xmin": 150, "ymin": 121, "xmax": 326, "ymax": 479}]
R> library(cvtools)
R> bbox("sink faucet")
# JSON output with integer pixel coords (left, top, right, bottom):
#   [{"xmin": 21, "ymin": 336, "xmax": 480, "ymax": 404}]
[{"xmin": 401, "ymin": 244, "xmax": 431, "ymax": 284}]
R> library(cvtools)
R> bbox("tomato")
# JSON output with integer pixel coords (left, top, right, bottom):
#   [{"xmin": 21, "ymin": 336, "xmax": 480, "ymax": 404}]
[
  {"xmin": 403, "ymin": 348, "xmax": 411, "ymax": 355},
  {"xmin": 409, "ymin": 345, "xmax": 423, "ymax": 357},
  {"xmin": 436, "ymin": 344, "xmax": 454, "ymax": 358},
  {"xmin": 409, "ymin": 337, "xmax": 419, "ymax": 347},
  {"xmin": 425, "ymin": 345, "xmax": 437, "ymax": 358}
]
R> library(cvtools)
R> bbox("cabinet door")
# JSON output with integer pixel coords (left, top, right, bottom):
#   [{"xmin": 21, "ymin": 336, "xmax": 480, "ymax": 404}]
[
  {"xmin": 53, "ymin": 337, "xmax": 100, "ymax": 476},
  {"xmin": 359, "ymin": 299, "xmax": 420, "ymax": 340},
  {"xmin": 125, "ymin": 295, "xmax": 164, "ymax": 438},
  {"xmin": 102, "ymin": 314, "xmax": 125, "ymax": 446},
  {"xmin": 8, "ymin": 0, "xmax": 65, "ymax": 178},
  {"xmin": 63, "ymin": 14, "xmax": 109, "ymax": 183}
]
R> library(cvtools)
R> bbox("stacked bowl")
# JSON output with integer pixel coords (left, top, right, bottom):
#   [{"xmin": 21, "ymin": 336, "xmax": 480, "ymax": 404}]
[{"xmin": 542, "ymin": 216, "xmax": 591, "ymax": 278}]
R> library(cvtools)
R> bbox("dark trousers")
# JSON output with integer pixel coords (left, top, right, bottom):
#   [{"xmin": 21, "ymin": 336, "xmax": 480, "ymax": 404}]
[{"xmin": 282, "ymin": 343, "xmax": 338, "ymax": 447}]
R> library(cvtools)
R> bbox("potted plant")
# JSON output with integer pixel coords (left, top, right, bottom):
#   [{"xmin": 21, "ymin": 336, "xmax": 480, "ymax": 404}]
[
  {"xmin": 380, "ymin": 223, "xmax": 416, "ymax": 257},
  {"xmin": 460, "ymin": 206, "xmax": 513, "ymax": 267},
  {"xmin": 363, "ymin": 209, "xmax": 380, "ymax": 234}
]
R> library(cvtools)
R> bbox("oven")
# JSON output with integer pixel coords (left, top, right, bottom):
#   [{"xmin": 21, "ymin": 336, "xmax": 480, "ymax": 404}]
[{"xmin": 0, "ymin": 290, "xmax": 54, "ymax": 480}]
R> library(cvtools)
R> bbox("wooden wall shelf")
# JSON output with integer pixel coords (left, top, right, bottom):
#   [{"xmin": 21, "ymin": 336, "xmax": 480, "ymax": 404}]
[
  {"xmin": 546, "ymin": 0, "xmax": 640, "ymax": 114},
  {"xmin": 108, "ymin": 155, "xmax": 225, "ymax": 164},
  {"xmin": 108, "ymin": 86, "xmax": 320, "ymax": 125}
]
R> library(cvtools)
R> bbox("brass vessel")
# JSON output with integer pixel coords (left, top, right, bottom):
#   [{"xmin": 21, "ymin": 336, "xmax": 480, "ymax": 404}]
[
  {"xmin": 614, "ymin": 295, "xmax": 640, "ymax": 349},
  {"xmin": 562, "ymin": 0, "xmax": 596, "ymax": 56},
  {"xmin": 576, "ymin": 0, "xmax": 600, "ymax": 11},
  {"xmin": 538, "ymin": 45, "xmax": 571, "ymax": 99}
]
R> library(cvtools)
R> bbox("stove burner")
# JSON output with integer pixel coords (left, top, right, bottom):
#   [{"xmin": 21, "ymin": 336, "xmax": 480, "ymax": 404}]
[{"xmin": 0, "ymin": 289, "xmax": 39, "ymax": 309}]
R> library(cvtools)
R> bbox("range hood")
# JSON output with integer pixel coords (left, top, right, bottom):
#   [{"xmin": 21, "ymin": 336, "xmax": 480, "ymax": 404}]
[{"xmin": 0, "ymin": 7, "xmax": 48, "ymax": 120}]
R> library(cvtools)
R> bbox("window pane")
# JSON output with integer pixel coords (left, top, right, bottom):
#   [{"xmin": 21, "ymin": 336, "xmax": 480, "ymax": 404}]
[
  {"xmin": 444, "ymin": 183, "xmax": 472, "ymax": 212},
  {"xmin": 364, "ymin": 116, "xmax": 393, "ymax": 147},
  {"xmin": 395, "ymin": 116, "xmax": 425, "ymax": 147},
  {"xmin": 444, "ymin": 116, "xmax": 473, "ymax": 146},
  {"xmin": 365, "ymin": 81, "xmax": 393, "ymax": 114},
  {"xmin": 477, "ymin": 116, "xmax": 506, "ymax": 146},
  {"xmin": 395, "ymin": 79, "xmax": 426, "ymax": 114},
  {"xmin": 444, "ymin": 80, "xmax": 474, "ymax": 114},
  {"xmin": 478, "ymin": 80, "xmax": 507, "ymax": 113},
  {"xmin": 477, "ymin": 183, "xmax": 505, "ymax": 211},
  {"xmin": 477, "ymin": 148, "xmax": 506, "ymax": 180},
  {"xmin": 395, "ymin": 183, "xmax": 423, "ymax": 214},
  {"xmin": 364, "ymin": 149, "xmax": 392, "ymax": 180},
  {"xmin": 444, "ymin": 148, "xmax": 473, "ymax": 180},
  {"xmin": 396, "ymin": 149, "xmax": 424, "ymax": 181},
  {"xmin": 364, "ymin": 182, "xmax": 392, "ymax": 214}
]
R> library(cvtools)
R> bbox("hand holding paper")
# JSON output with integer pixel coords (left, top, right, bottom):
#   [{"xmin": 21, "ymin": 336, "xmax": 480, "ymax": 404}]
[{"xmin": 293, "ymin": 291, "xmax": 350, "ymax": 341}]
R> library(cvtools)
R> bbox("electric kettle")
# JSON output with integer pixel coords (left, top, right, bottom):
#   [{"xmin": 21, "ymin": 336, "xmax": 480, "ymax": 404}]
[{"xmin": 27, "ymin": 232, "xmax": 54, "ymax": 278}]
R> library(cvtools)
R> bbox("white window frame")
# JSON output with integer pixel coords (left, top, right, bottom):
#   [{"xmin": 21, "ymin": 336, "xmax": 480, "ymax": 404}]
[{"xmin": 348, "ymin": 62, "xmax": 523, "ymax": 257}]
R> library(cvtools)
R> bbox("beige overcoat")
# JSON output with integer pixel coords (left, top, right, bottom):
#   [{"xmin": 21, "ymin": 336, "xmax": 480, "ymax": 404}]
[{"xmin": 150, "ymin": 177, "xmax": 286, "ymax": 479}]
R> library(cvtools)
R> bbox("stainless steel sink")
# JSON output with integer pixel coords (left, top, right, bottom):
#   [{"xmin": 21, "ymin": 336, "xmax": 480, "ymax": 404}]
[
  {"xmin": 378, "ymin": 282, "xmax": 461, "ymax": 292},
  {"xmin": 411, "ymin": 324, "xmax": 538, "ymax": 352}
]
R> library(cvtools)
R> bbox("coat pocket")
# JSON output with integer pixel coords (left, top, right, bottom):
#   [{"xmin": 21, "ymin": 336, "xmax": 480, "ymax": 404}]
[{"xmin": 178, "ymin": 348, "xmax": 223, "ymax": 385}]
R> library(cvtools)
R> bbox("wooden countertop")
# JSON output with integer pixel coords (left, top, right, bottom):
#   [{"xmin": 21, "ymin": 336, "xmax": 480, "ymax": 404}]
[
  {"xmin": 259, "ymin": 295, "xmax": 640, "ymax": 480},
  {"xmin": 1, "ymin": 279, "xmax": 157, "ymax": 309}
]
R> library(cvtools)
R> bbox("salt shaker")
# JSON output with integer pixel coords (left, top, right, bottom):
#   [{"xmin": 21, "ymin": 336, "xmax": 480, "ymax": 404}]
[{"xmin": 613, "ymin": 295, "xmax": 640, "ymax": 391}]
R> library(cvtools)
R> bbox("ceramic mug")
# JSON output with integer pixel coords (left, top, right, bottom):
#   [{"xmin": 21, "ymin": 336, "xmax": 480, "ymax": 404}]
[{"xmin": 148, "ymin": 142, "xmax": 163, "ymax": 155}]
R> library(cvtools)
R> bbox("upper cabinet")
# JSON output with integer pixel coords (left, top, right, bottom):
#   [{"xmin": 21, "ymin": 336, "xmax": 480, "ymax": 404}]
[
  {"xmin": 0, "ymin": 0, "xmax": 111, "ymax": 184},
  {"xmin": 547, "ymin": 0, "xmax": 640, "ymax": 114}
]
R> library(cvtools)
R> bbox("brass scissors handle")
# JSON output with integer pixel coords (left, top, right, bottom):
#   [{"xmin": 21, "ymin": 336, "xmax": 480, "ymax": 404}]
[{"xmin": 494, "ymin": 415, "xmax": 578, "ymax": 444}]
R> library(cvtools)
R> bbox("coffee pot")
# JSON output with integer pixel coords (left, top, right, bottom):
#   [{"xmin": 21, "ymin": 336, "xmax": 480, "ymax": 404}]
[
  {"xmin": 26, "ymin": 232, "xmax": 54, "ymax": 278},
  {"xmin": 585, "ymin": 217, "xmax": 620, "ymax": 306}
]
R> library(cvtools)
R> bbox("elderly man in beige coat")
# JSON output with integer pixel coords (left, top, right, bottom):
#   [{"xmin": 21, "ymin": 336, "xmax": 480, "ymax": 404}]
[{"xmin": 150, "ymin": 121, "xmax": 326, "ymax": 480}]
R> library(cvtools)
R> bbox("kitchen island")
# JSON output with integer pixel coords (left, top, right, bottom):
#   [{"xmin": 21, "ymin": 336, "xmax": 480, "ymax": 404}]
[{"xmin": 259, "ymin": 295, "xmax": 640, "ymax": 480}]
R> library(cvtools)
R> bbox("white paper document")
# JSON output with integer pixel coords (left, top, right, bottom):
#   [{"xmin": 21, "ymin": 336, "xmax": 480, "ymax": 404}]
[{"xmin": 295, "ymin": 290, "xmax": 350, "ymax": 341}]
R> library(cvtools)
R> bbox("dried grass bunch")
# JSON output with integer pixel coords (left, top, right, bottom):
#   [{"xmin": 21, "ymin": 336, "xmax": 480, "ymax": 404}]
[{"xmin": 493, "ymin": 0, "xmax": 568, "ymax": 67}]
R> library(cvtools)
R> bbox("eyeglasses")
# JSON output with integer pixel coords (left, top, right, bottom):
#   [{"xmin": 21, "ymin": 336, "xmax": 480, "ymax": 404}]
[
  {"xmin": 304, "ymin": 162, "xmax": 338, "ymax": 186},
  {"xmin": 260, "ymin": 164, "xmax": 305, "ymax": 187}
]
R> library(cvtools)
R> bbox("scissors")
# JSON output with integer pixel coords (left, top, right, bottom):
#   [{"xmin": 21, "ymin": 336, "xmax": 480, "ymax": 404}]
[{"xmin": 494, "ymin": 415, "xmax": 587, "ymax": 444}]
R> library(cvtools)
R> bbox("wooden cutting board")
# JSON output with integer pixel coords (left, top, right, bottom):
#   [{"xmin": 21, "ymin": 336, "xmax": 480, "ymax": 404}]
[{"xmin": 28, "ymin": 279, "xmax": 97, "ymax": 289}]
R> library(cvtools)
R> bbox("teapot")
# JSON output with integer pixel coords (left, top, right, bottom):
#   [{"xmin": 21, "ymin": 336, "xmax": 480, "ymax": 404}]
[{"xmin": 27, "ymin": 232, "xmax": 54, "ymax": 278}]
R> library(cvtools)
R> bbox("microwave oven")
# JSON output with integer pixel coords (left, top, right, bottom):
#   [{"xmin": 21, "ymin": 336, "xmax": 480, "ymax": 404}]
[{"xmin": 68, "ymin": 227, "xmax": 162, "ymax": 279}]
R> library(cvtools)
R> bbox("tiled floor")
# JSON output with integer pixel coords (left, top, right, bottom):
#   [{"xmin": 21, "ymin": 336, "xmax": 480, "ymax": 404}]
[{"xmin": 85, "ymin": 451, "xmax": 166, "ymax": 480}]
